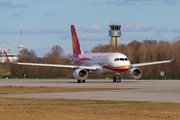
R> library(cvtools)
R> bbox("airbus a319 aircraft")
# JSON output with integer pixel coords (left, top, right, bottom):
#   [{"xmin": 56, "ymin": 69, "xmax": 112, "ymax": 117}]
[{"xmin": 11, "ymin": 25, "xmax": 174, "ymax": 83}]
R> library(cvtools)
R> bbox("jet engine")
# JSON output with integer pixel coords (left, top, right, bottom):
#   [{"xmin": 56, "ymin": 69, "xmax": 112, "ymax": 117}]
[
  {"xmin": 73, "ymin": 69, "xmax": 88, "ymax": 80},
  {"xmin": 127, "ymin": 67, "xmax": 142, "ymax": 79}
]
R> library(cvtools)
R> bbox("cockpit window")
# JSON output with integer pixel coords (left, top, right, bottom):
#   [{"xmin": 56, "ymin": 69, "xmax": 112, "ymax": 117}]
[
  {"xmin": 114, "ymin": 58, "xmax": 128, "ymax": 61},
  {"xmin": 120, "ymin": 58, "xmax": 124, "ymax": 61}
]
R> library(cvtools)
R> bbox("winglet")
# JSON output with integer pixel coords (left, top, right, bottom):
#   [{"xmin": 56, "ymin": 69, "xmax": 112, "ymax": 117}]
[{"xmin": 171, "ymin": 49, "xmax": 174, "ymax": 61}]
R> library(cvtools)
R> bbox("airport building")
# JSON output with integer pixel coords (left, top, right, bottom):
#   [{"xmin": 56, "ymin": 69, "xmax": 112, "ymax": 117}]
[
  {"xmin": 109, "ymin": 23, "xmax": 121, "ymax": 47},
  {"xmin": 0, "ymin": 48, "xmax": 19, "ymax": 63},
  {"xmin": 0, "ymin": 24, "xmax": 24, "ymax": 63}
]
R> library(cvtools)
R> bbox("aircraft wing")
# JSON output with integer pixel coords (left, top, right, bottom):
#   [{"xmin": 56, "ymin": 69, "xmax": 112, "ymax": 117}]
[
  {"xmin": 131, "ymin": 49, "xmax": 174, "ymax": 67},
  {"xmin": 131, "ymin": 60, "xmax": 171, "ymax": 67},
  {"xmin": 13, "ymin": 62, "xmax": 97, "ymax": 70}
]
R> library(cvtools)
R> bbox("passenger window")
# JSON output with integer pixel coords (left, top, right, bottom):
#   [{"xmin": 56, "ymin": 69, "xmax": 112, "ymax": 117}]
[{"xmin": 120, "ymin": 58, "xmax": 124, "ymax": 61}]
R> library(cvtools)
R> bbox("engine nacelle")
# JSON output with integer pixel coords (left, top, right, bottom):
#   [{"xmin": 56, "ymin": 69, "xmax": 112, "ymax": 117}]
[
  {"xmin": 127, "ymin": 67, "xmax": 142, "ymax": 79},
  {"xmin": 73, "ymin": 69, "xmax": 88, "ymax": 80}
]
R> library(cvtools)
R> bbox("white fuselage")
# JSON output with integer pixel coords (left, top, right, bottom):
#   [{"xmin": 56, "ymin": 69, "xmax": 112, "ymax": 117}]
[{"xmin": 71, "ymin": 52, "xmax": 131, "ymax": 74}]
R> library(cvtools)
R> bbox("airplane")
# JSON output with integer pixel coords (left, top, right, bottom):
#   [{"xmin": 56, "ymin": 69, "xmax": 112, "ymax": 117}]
[{"xmin": 7, "ymin": 25, "xmax": 174, "ymax": 83}]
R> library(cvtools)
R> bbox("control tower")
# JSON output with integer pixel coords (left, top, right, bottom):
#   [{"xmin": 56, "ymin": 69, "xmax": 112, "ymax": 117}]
[{"xmin": 109, "ymin": 23, "xmax": 121, "ymax": 47}]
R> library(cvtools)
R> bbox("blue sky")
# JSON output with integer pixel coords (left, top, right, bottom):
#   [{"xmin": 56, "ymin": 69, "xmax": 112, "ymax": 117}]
[{"xmin": 0, "ymin": 0, "xmax": 179, "ymax": 57}]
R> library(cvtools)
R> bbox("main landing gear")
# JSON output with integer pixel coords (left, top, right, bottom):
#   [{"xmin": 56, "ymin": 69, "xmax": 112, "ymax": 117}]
[
  {"xmin": 77, "ymin": 80, "xmax": 86, "ymax": 83},
  {"xmin": 113, "ymin": 73, "xmax": 121, "ymax": 83}
]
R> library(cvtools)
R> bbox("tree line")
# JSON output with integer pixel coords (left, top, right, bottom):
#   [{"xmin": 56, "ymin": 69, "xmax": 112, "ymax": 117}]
[
  {"xmin": 92, "ymin": 37, "xmax": 179, "ymax": 75},
  {"xmin": 10, "ymin": 37, "xmax": 180, "ymax": 76},
  {"xmin": 10, "ymin": 45, "xmax": 72, "ymax": 77}
]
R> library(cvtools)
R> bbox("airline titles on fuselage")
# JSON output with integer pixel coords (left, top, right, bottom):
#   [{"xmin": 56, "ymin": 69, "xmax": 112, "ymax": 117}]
[{"xmin": 92, "ymin": 55, "xmax": 110, "ymax": 59}]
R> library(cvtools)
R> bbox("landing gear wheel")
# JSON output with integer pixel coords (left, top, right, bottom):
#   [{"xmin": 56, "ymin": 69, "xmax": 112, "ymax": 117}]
[
  {"xmin": 118, "ymin": 77, "xmax": 121, "ymax": 83},
  {"xmin": 113, "ymin": 77, "xmax": 116, "ymax": 82},
  {"xmin": 77, "ymin": 80, "xmax": 86, "ymax": 83}
]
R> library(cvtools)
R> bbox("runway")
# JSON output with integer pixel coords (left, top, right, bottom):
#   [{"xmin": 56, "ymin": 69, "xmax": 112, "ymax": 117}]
[{"xmin": 0, "ymin": 79, "xmax": 180, "ymax": 102}]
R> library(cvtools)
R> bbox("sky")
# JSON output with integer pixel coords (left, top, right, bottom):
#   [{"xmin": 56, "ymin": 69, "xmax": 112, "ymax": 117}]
[{"xmin": 0, "ymin": 0, "xmax": 180, "ymax": 57}]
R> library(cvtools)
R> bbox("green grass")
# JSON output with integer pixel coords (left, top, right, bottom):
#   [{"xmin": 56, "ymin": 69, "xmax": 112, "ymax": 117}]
[
  {"xmin": 0, "ymin": 97, "xmax": 180, "ymax": 120},
  {"xmin": 0, "ymin": 86, "xmax": 133, "ymax": 94}
]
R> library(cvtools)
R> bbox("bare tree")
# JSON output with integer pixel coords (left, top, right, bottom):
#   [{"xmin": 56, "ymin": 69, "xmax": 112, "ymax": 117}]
[{"xmin": 10, "ymin": 48, "xmax": 38, "ymax": 76}]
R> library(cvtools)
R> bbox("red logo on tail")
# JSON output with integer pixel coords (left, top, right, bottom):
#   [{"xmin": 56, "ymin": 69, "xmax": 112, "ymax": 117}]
[{"xmin": 71, "ymin": 25, "xmax": 83, "ymax": 55}]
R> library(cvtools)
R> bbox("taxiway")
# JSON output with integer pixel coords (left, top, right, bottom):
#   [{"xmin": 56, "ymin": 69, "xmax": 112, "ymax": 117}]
[{"xmin": 0, "ymin": 79, "xmax": 179, "ymax": 102}]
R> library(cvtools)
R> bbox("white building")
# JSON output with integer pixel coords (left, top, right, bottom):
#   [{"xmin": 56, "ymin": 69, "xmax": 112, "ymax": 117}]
[{"xmin": 0, "ymin": 49, "xmax": 19, "ymax": 63}]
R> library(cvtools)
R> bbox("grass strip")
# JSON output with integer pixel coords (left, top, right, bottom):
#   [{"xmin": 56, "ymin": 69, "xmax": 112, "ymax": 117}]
[
  {"xmin": 0, "ymin": 86, "xmax": 133, "ymax": 94},
  {"xmin": 0, "ymin": 97, "xmax": 180, "ymax": 120}
]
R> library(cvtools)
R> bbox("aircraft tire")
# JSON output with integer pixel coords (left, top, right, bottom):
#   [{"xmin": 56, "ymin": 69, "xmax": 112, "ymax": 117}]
[
  {"xmin": 113, "ymin": 77, "xmax": 116, "ymax": 82},
  {"xmin": 82, "ymin": 80, "xmax": 86, "ymax": 83},
  {"xmin": 119, "ymin": 77, "xmax": 121, "ymax": 83},
  {"xmin": 77, "ymin": 80, "xmax": 81, "ymax": 83}
]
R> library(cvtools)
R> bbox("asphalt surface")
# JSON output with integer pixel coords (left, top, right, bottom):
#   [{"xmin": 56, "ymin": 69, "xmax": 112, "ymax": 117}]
[{"xmin": 0, "ymin": 79, "xmax": 180, "ymax": 102}]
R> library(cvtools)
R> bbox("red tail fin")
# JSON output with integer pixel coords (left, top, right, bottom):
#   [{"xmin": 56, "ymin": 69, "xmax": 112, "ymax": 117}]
[{"xmin": 71, "ymin": 25, "xmax": 83, "ymax": 55}]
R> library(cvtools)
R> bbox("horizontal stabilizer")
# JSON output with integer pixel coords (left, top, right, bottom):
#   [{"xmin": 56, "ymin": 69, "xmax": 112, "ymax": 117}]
[{"xmin": 49, "ymin": 57, "xmax": 71, "ymax": 60}]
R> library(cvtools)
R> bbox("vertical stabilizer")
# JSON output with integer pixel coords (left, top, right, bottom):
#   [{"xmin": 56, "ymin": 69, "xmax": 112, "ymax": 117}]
[{"xmin": 71, "ymin": 25, "xmax": 83, "ymax": 55}]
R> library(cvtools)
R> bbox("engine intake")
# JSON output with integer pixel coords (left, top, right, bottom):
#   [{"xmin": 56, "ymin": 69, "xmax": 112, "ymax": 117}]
[
  {"xmin": 127, "ymin": 67, "xmax": 142, "ymax": 79},
  {"xmin": 73, "ymin": 69, "xmax": 88, "ymax": 80}
]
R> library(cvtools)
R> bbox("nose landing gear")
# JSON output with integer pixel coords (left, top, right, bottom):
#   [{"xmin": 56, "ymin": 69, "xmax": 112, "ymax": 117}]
[{"xmin": 113, "ymin": 73, "xmax": 121, "ymax": 83}]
